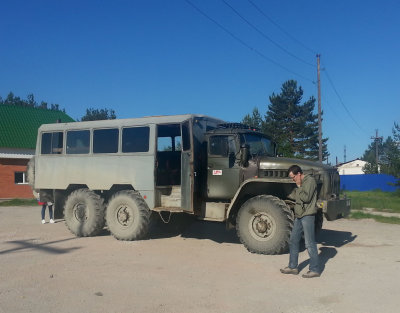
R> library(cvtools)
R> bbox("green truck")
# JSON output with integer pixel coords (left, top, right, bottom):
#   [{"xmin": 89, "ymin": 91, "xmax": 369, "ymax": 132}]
[{"xmin": 28, "ymin": 114, "xmax": 350, "ymax": 254}]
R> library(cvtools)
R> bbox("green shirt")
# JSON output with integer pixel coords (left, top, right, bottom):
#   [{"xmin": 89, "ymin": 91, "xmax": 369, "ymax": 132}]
[{"xmin": 289, "ymin": 174, "xmax": 318, "ymax": 218}]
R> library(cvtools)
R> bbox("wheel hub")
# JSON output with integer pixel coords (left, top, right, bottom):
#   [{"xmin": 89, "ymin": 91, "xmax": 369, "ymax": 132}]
[
  {"xmin": 256, "ymin": 219, "xmax": 270, "ymax": 233},
  {"xmin": 117, "ymin": 206, "xmax": 133, "ymax": 226},
  {"xmin": 73, "ymin": 203, "xmax": 88, "ymax": 221},
  {"xmin": 249, "ymin": 213, "xmax": 275, "ymax": 240}
]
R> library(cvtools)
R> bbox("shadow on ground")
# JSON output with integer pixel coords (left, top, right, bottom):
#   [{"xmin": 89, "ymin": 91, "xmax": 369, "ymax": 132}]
[
  {"xmin": 297, "ymin": 246, "xmax": 338, "ymax": 274},
  {"xmin": 148, "ymin": 213, "xmax": 240, "ymax": 244},
  {"xmin": 0, "ymin": 237, "xmax": 80, "ymax": 255},
  {"xmin": 90, "ymin": 215, "xmax": 358, "ymax": 256},
  {"xmin": 297, "ymin": 229, "xmax": 357, "ymax": 273},
  {"xmin": 318, "ymin": 229, "xmax": 357, "ymax": 247}
]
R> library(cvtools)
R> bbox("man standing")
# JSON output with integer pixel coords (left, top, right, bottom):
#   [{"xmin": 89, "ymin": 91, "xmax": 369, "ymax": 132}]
[{"xmin": 280, "ymin": 165, "xmax": 320, "ymax": 278}]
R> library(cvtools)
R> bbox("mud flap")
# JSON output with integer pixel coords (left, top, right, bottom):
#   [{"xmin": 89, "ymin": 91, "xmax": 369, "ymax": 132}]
[{"xmin": 323, "ymin": 198, "xmax": 351, "ymax": 221}]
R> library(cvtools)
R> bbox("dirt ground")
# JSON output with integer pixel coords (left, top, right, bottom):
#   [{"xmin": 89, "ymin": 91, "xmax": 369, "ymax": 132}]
[{"xmin": 1, "ymin": 206, "xmax": 400, "ymax": 313}]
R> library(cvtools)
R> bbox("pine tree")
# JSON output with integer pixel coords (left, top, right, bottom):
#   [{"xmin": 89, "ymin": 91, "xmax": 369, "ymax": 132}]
[
  {"xmin": 80, "ymin": 108, "xmax": 116, "ymax": 121},
  {"xmin": 362, "ymin": 123, "xmax": 400, "ymax": 182},
  {"xmin": 263, "ymin": 80, "xmax": 328, "ymax": 160},
  {"xmin": 242, "ymin": 107, "xmax": 263, "ymax": 130},
  {"xmin": 264, "ymin": 80, "xmax": 301, "ymax": 157}
]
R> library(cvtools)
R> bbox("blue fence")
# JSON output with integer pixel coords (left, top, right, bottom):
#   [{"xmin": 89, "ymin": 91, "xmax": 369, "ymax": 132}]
[{"xmin": 340, "ymin": 174, "xmax": 399, "ymax": 192}]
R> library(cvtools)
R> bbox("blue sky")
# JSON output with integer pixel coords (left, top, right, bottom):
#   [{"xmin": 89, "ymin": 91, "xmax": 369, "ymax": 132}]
[{"xmin": 1, "ymin": 0, "xmax": 399, "ymax": 163}]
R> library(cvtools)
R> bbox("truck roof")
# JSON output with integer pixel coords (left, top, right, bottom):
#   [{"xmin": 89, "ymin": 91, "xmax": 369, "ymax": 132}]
[
  {"xmin": 206, "ymin": 123, "xmax": 272, "ymax": 139},
  {"xmin": 38, "ymin": 114, "xmax": 225, "ymax": 131}
]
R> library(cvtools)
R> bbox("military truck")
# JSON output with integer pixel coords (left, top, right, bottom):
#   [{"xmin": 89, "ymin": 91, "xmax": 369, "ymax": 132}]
[{"xmin": 27, "ymin": 114, "xmax": 350, "ymax": 254}]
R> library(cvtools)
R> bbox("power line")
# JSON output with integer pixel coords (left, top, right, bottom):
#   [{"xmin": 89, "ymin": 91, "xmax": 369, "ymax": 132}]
[
  {"xmin": 221, "ymin": 0, "xmax": 315, "ymax": 67},
  {"xmin": 322, "ymin": 96, "xmax": 360, "ymax": 138},
  {"xmin": 323, "ymin": 68, "xmax": 367, "ymax": 134},
  {"xmin": 184, "ymin": 0, "xmax": 314, "ymax": 83},
  {"xmin": 247, "ymin": 0, "xmax": 317, "ymax": 55}
]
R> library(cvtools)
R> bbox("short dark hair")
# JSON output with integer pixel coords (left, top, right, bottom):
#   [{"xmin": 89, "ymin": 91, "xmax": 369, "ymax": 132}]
[{"xmin": 288, "ymin": 165, "xmax": 303, "ymax": 176}]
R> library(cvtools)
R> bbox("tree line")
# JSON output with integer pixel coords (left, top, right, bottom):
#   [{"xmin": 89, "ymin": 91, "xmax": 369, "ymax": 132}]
[
  {"xmin": 0, "ymin": 92, "xmax": 65, "ymax": 112},
  {"xmin": 362, "ymin": 123, "xmax": 400, "ymax": 182},
  {"xmin": 4, "ymin": 87, "xmax": 399, "ymax": 185},
  {"xmin": 0, "ymin": 92, "xmax": 116, "ymax": 121},
  {"xmin": 241, "ymin": 80, "xmax": 400, "ymax": 186}
]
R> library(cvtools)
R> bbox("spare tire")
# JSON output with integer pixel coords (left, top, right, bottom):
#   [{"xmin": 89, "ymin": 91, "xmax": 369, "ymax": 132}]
[{"xmin": 26, "ymin": 157, "xmax": 35, "ymax": 188}]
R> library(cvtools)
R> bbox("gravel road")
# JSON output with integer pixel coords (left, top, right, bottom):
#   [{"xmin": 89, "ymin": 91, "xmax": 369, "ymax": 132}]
[{"xmin": 1, "ymin": 206, "xmax": 399, "ymax": 313}]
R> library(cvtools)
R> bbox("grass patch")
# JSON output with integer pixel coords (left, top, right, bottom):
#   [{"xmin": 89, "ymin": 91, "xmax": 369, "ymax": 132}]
[
  {"xmin": 0, "ymin": 198, "xmax": 38, "ymax": 206},
  {"xmin": 343, "ymin": 190, "xmax": 400, "ymax": 213},
  {"xmin": 349, "ymin": 211, "xmax": 400, "ymax": 224}
]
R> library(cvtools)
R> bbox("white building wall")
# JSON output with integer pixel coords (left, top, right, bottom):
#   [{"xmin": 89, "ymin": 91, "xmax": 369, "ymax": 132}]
[{"xmin": 337, "ymin": 159, "xmax": 367, "ymax": 175}]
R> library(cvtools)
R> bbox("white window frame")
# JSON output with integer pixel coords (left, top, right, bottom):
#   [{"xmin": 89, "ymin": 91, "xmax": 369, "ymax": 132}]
[{"xmin": 15, "ymin": 172, "xmax": 28, "ymax": 185}]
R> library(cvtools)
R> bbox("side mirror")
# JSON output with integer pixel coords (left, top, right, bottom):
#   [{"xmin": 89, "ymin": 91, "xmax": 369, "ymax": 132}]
[{"xmin": 240, "ymin": 144, "xmax": 250, "ymax": 167}]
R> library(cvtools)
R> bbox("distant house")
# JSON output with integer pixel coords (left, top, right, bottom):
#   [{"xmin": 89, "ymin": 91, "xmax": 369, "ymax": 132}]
[
  {"xmin": 0, "ymin": 105, "xmax": 74, "ymax": 199},
  {"xmin": 336, "ymin": 158, "xmax": 367, "ymax": 175}
]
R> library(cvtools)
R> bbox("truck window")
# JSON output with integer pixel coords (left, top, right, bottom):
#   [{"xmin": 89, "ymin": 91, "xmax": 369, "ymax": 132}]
[
  {"xmin": 157, "ymin": 136, "xmax": 181, "ymax": 152},
  {"xmin": 122, "ymin": 126, "xmax": 150, "ymax": 153},
  {"xmin": 209, "ymin": 135, "xmax": 236, "ymax": 157},
  {"xmin": 93, "ymin": 128, "xmax": 119, "ymax": 153},
  {"xmin": 241, "ymin": 133, "xmax": 275, "ymax": 157},
  {"xmin": 41, "ymin": 132, "xmax": 63, "ymax": 154},
  {"xmin": 66, "ymin": 130, "xmax": 90, "ymax": 154}
]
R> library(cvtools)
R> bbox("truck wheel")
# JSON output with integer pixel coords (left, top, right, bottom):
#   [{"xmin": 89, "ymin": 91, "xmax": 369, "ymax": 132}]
[
  {"xmin": 106, "ymin": 191, "xmax": 151, "ymax": 240},
  {"xmin": 236, "ymin": 195, "xmax": 293, "ymax": 255},
  {"xmin": 64, "ymin": 189, "xmax": 105, "ymax": 237}
]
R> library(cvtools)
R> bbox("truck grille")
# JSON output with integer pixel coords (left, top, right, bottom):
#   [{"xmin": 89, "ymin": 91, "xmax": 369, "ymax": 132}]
[{"xmin": 260, "ymin": 170, "xmax": 288, "ymax": 178}]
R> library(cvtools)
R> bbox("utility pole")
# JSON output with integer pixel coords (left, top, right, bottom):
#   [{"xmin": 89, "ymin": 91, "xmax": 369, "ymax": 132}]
[
  {"xmin": 371, "ymin": 129, "xmax": 383, "ymax": 171},
  {"xmin": 317, "ymin": 54, "xmax": 322, "ymax": 163},
  {"xmin": 344, "ymin": 145, "xmax": 347, "ymax": 163}
]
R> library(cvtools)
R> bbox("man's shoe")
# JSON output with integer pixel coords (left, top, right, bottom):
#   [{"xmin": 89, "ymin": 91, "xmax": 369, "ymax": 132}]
[
  {"xmin": 50, "ymin": 219, "xmax": 55, "ymax": 224},
  {"xmin": 302, "ymin": 271, "xmax": 320, "ymax": 278},
  {"xmin": 280, "ymin": 267, "xmax": 299, "ymax": 275},
  {"xmin": 41, "ymin": 219, "xmax": 46, "ymax": 224}
]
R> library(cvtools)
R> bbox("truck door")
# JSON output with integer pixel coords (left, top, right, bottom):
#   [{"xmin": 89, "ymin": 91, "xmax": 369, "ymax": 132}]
[
  {"xmin": 181, "ymin": 120, "xmax": 194, "ymax": 211},
  {"xmin": 207, "ymin": 135, "xmax": 240, "ymax": 199}
]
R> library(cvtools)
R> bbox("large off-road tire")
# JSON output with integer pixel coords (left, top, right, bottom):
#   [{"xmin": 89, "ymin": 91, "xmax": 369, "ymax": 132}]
[
  {"xmin": 236, "ymin": 195, "xmax": 294, "ymax": 255},
  {"xmin": 64, "ymin": 189, "xmax": 105, "ymax": 237},
  {"xmin": 106, "ymin": 190, "xmax": 151, "ymax": 240},
  {"xmin": 26, "ymin": 157, "xmax": 35, "ymax": 188}
]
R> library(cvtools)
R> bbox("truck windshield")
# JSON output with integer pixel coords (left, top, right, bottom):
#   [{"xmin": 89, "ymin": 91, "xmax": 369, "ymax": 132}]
[{"xmin": 241, "ymin": 133, "xmax": 275, "ymax": 157}]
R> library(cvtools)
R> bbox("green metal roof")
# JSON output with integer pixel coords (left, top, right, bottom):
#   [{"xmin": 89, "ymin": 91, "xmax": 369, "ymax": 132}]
[{"xmin": 0, "ymin": 105, "xmax": 74, "ymax": 149}]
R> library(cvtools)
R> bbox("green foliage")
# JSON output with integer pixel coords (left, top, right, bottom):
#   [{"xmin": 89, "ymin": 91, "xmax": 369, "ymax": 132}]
[
  {"xmin": 242, "ymin": 107, "xmax": 263, "ymax": 130},
  {"xmin": 242, "ymin": 80, "xmax": 329, "ymax": 161},
  {"xmin": 0, "ymin": 198, "xmax": 38, "ymax": 206},
  {"xmin": 393, "ymin": 122, "xmax": 400, "ymax": 141},
  {"xmin": 345, "ymin": 190, "xmax": 400, "ymax": 213},
  {"xmin": 362, "ymin": 162, "xmax": 379, "ymax": 174},
  {"xmin": 362, "ymin": 122, "xmax": 400, "ymax": 184},
  {"xmin": 0, "ymin": 92, "xmax": 65, "ymax": 112},
  {"xmin": 80, "ymin": 108, "xmax": 117, "ymax": 121}
]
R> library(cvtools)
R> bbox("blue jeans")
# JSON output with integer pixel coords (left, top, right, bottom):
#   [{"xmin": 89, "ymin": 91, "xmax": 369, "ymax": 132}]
[
  {"xmin": 41, "ymin": 204, "xmax": 53, "ymax": 220},
  {"xmin": 289, "ymin": 215, "xmax": 319, "ymax": 273}
]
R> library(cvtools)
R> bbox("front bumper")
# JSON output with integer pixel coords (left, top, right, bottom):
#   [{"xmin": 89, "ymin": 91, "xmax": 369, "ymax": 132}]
[{"xmin": 319, "ymin": 197, "xmax": 351, "ymax": 221}]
